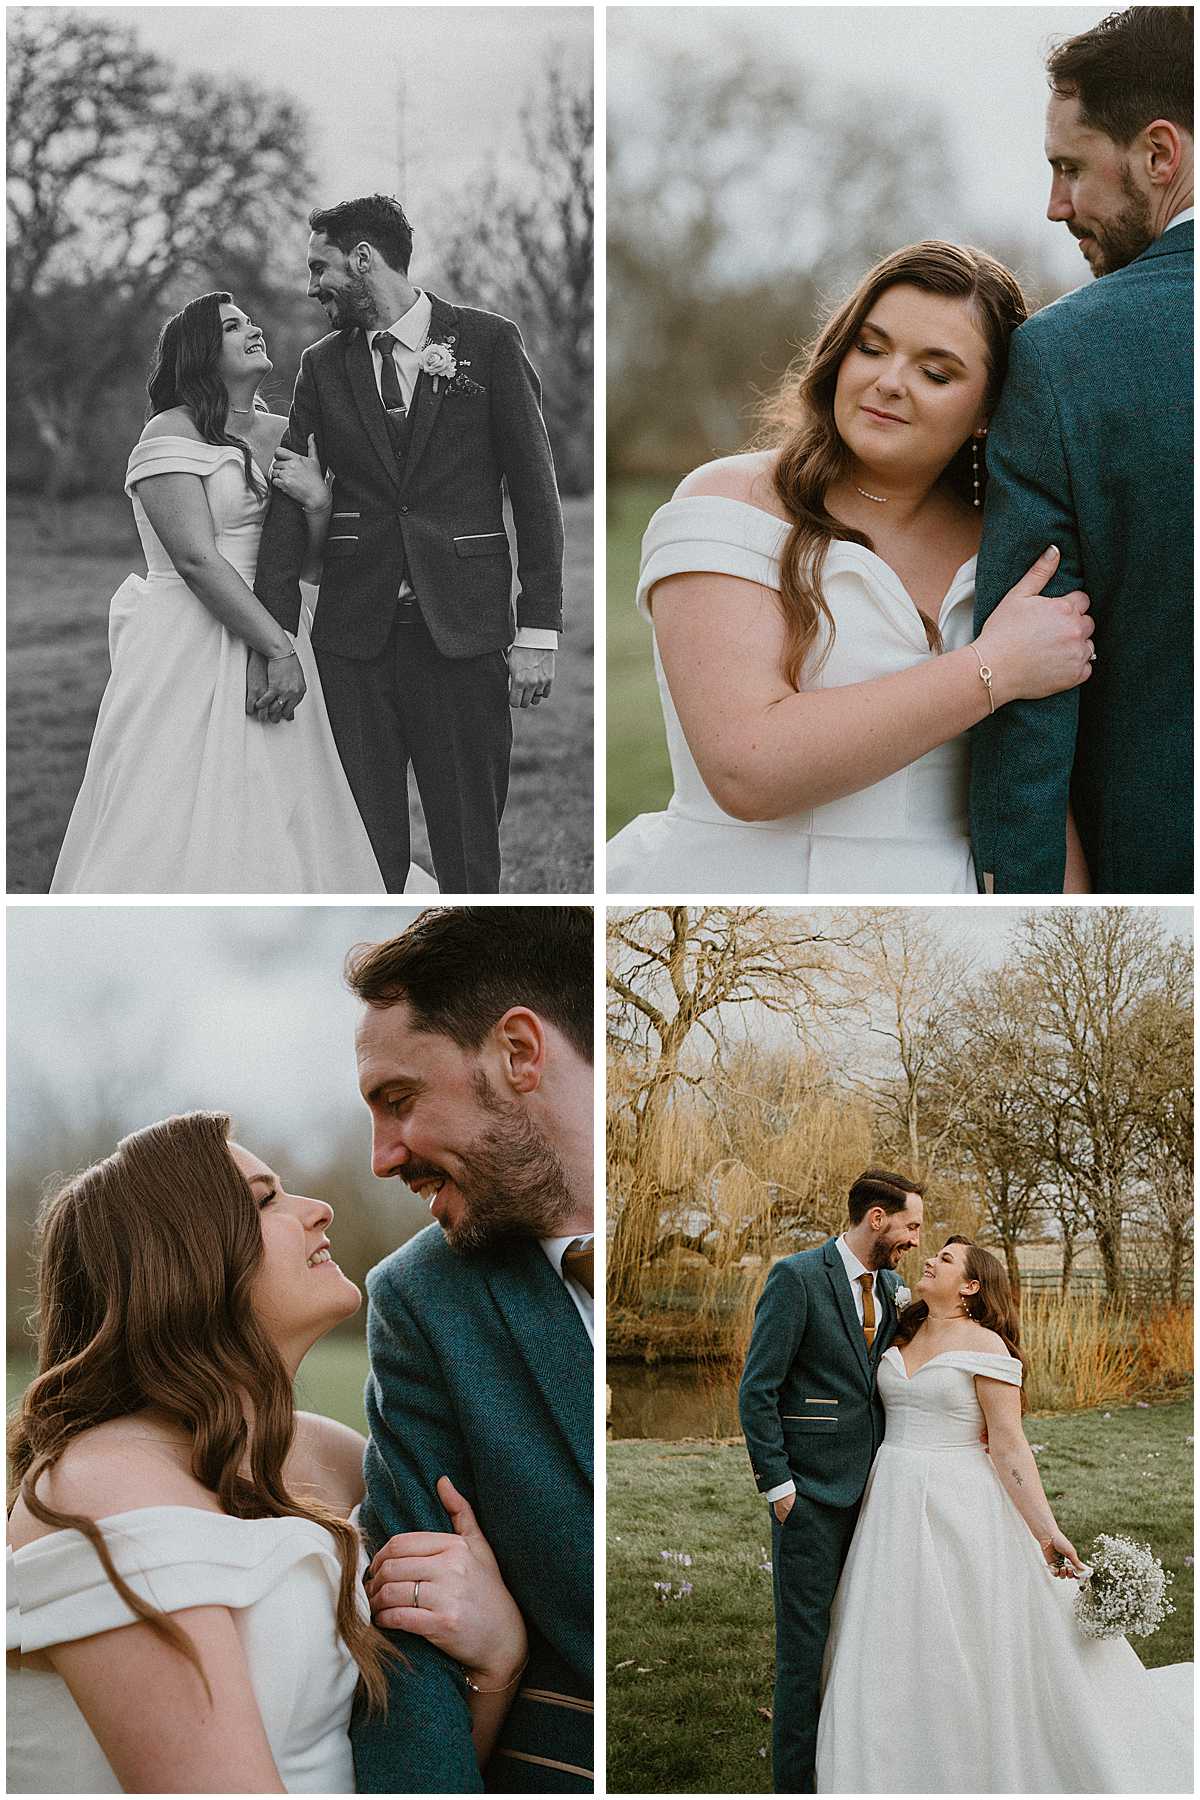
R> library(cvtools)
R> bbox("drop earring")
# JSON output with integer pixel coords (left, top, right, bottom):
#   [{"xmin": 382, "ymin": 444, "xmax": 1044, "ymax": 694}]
[{"xmin": 972, "ymin": 429, "xmax": 988, "ymax": 509}]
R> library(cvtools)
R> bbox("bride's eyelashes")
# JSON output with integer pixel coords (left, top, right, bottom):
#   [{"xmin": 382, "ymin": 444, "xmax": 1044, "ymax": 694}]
[{"xmin": 853, "ymin": 339, "xmax": 954, "ymax": 385}]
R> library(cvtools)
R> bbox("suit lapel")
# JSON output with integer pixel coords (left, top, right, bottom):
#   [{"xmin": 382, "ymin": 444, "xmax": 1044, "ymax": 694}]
[
  {"xmin": 398, "ymin": 294, "xmax": 459, "ymax": 491},
  {"xmin": 345, "ymin": 330, "xmax": 401, "ymax": 489},
  {"xmin": 483, "ymin": 1241, "xmax": 593, "ymax": 1487},
  {"xmin": 823, "ymin": 1238, "xmax": 872, "ymax": 1384}
]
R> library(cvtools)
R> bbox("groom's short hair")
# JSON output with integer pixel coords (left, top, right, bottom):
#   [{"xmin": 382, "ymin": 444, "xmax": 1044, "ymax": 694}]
[
  {"xmin": 346, "ymin": 907, "xmax": 593, "ymax": 1063},
  {"xmin": 1046, "ymin": 8, "xmax": 1193, "ymax": 143},
  {"xmin": 847, "ymin": 1168, "xmax": 923, "ymax": 1223},
  {"xmin": 309, "ymin": 194, "xmax": 414, "ymax": 274}
]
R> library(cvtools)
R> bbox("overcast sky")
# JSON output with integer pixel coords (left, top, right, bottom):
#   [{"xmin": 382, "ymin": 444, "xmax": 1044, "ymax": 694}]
[
  {"xmin": 609, "ymin": 4, "xmax": 1114, "ymax": 293},
  {"xmin": 92, "ymin": 6, "xmax": 591, "ymax": 231}
]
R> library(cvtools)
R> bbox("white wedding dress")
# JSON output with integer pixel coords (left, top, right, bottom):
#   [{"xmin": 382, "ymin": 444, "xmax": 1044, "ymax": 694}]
[
  {"xmin": 816, "ymin": 1349, "xmax": 1193, "ymax": 1793},
  {"xmin": 50, "ymin": 436, "xmax": 433, "ymax": 895},
  {"xmin": 606, "ymin": 496, "xmax": 977, "ymax": 894},
  {"xmin": 6, "ymin": 1505, "xmax": 366, "ymax": 1793}
]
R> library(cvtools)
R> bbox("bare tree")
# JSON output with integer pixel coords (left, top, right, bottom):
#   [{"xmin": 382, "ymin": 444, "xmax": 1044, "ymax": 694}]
[{"xmin": 8, "ymin": 10, "xmax": 313, "ymax": 497}]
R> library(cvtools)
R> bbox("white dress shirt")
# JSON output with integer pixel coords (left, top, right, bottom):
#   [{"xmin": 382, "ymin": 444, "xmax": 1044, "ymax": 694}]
[
  {"xmin": 539, "ymin": 1233, "xmax": 594, "ymax": 1344},
  {"xmin": 764, "ymin": 1235, "xmax": 882, "ymax": 1504},
  {"xmin": 370, "ymin": 291, "xmax": 557, "ymax": 651},
  {"xmin": 1163, "ymin": 207, "xmax": 1194, "ymax": 233}
]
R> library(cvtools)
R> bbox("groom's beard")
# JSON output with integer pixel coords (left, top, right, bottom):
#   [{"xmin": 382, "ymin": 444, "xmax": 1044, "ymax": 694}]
[
  {"xmin": 433, "ymin": 1072, "xmax": 574, "ymax": 1255},
  {"xmin": 321, "ymin": 272, "xmax": 380, "ymax": 330},
  {"xmin": 1077, "ymin": 166, "xmax": 1154, "ymax": 276}
]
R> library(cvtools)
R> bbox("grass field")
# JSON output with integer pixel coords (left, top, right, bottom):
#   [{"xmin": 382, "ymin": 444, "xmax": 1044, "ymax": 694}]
[
  {"xmin": 607, "ymin": 1395, "xmax": 1194, "ymax": 1794},
  {"xmin": 6, "ymin": 492, "xmax": 593, "ymax": 893},
  {"xmin": 7, "ymin": 1332, "xmax": 371, "ymax": 1436},
  {"xmin": 607, "ymin": 477, "xmax": 675, "ymax": 837}
]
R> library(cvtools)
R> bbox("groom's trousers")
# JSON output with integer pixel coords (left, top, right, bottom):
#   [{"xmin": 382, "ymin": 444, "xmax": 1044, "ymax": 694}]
[
  {"xmin": 770, "ymin": 1491, "xmax": 861, "ymax": 1794},
  {"xmin": 315, "ymin": 610, "xmax": 512, "ymax": 894}
]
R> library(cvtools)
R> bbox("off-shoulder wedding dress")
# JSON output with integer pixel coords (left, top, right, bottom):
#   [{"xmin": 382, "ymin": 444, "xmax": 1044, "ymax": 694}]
[
  {"xmin": 606, "ymin": 496, "xmax": 977, "ymax": 894},
  {"xmin": 816, "ymin": 1349, "xmax": 1192, "ymax": 1792},
  {"xmin": 7, "ymin": 1505, "xmax": 365, "ymax": 1792}
]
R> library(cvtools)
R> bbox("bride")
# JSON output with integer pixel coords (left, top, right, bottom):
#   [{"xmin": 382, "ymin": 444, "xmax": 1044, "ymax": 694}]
[
  {"xmin": 7, "ymin": 1113, "xmax": 521, "ymax": 1793},
  {"xmin": 606, "ymin": 241, "xmax": 1096, "ymax": 896},
  {"xmin": 817, "ymin": 1237, "xmax": 1192, "ymax": 1792},
  {"xmin": 50, "ymin": 291, "xmax": 433, "ymax": 895}
]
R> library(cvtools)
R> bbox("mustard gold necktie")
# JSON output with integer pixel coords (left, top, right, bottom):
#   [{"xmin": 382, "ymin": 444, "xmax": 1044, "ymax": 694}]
[
  {"xmin": 858, "ymin": 1272, "xmax": 877, "ymax": 1348},
  {"xmin": 562, "ymin": 1238, "xmax": 594, "ymax": 1298}
]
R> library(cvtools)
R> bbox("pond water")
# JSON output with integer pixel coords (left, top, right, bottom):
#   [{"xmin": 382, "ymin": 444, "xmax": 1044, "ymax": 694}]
[{"xmin": 608, "ymin": 1360, "xmax": 741, "ymax": 1440}]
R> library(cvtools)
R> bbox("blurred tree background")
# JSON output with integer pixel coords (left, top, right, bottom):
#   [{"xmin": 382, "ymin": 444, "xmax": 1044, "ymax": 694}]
[
  {"xmin": 7, "ymin": 9, "xmax": 593, "ymax": 500},
  {"xmin": 605, "ymin": 30, "xmax": 1073, "ymax": 834}
]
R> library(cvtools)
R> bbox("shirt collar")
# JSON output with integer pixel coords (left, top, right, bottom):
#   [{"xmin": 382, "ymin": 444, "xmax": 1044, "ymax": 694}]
[
  {"xmin": 378, "ymin": 288, "xmax": 432, "ymax": 351},
  {"xmin": 836, "ymin": 1233, "xmax": 876, "ymax": 1285},
  {"xmin": 540, "ymin": 1232, "xmax": 594, "ymax": 1279},
  {"xmin": 1163, "ymin": 208, "xmax": 1194, "ymax": 233}
]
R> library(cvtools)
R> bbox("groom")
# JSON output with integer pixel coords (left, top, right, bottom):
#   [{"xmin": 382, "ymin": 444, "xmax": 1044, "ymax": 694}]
[
  {"xmin": 348, "ymin": 906, "xmax": 593, "ymax": 1792},
  {"xmin": 970, "ymin": 7, "xmax": 1193, "ymax": 893},
  {"xmin": 254, "ymin": 193, "xmax": 565, "ymax": 894},
  {"xmin": 739, "ymin": 1169, "xmax": 923, "ymax": 1794}
]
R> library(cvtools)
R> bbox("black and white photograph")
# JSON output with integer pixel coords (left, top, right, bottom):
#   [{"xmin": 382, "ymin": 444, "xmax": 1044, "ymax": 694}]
[
  {"xmin": 7, "ymin": 903, "xmax": 595, "ymax": 1792},
  {"xmin": 8, "ymin": 5, "xmax": 594, "ymax": 896}
]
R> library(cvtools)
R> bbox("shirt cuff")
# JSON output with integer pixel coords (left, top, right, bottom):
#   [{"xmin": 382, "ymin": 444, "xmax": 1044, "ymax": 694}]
[
  {"xmin": 764, "ymin": 1479, "xmax": 796, "ymax": 1503},
  {"xmin": 513, "ymin": 627, "xmax": 558, "ymax": 650}
]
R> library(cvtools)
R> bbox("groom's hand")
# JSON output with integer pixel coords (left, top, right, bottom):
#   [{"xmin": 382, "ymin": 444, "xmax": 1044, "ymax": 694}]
[
  {"xmin": 772, "ymin": 1493, "xmax": 795, "ymax": 1526},
  {"xmin": 507, "ymin": 645, "xmax": 555, "ymax": 709}
]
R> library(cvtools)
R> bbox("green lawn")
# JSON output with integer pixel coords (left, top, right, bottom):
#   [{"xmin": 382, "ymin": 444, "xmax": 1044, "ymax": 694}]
[
  {"xmin": 606, "ymin": 477, "xmax": 675, "ymax": 837},
  {"xmin": 6, "ymin": 492, "xmax": 593, "ymax": 894},
  {"xmin": 8, "ymin": 1332, "xmax": 371, "ymax": 1437},
  {"xmin": 607, "ymin": 1396, "xmax": 1194, "ymax": 1794}
]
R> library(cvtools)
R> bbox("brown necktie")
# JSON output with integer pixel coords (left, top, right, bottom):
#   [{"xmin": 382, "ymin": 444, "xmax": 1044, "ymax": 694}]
[
  {"xmin": 562, "ymin": 1238, "xmax": 594, "ymax": 1298},
  {"xmin": 858, "ymin": 1272, "xmax": 876, "ymax": 1348}
]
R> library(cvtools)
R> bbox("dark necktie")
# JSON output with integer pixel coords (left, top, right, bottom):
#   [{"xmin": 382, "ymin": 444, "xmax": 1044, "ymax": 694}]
[
  {"xmin": 372, "ymin": 331, "xmax": 411, "ymax": 460},
  {"xmin": 858, "ymin": 1272, "xmax": 877, "ymax": 1348},
  {"xmin": 562, "ymin": 1238, "xmax": 594, "ymax": 1298}
]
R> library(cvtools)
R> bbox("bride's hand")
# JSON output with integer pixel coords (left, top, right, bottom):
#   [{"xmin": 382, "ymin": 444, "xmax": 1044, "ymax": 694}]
[
  {"xmin": 365, "ymin": 1475, "xmax": 528, "ymax": 1686},
  {"xmin": 1040, "ymin": 1527, "xmax": 1086, "ymax": 1579},
  {"xmin": 975, "ymin": 545, "xmax": 1094, "ymax": 704},
  {"xmin": 269, "ymin": 433, "xmax": 331, "ymax": 514}
]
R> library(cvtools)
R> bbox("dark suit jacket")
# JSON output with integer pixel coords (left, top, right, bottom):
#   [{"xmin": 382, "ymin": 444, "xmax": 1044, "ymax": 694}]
[
  {"xmin": 738, "ymin": 1239, "xmax": 899, "ymax": 1509},
  {"xmin": 969, "ymin": 221, "xmax": 1193, "ymax": 893},
  {"xmin": 351, "ymin": 1227, "xmax": 593, "ymax": 1794},
  {"xmin": 254, "ymin": 294, "xmax": 565, "ymax": 660}
]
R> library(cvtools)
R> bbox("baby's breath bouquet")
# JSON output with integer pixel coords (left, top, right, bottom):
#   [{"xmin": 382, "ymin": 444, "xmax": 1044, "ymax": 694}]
[{"xmin": 1074, "ymin": 1534, "xmax": 1175, "ymax": 1640}]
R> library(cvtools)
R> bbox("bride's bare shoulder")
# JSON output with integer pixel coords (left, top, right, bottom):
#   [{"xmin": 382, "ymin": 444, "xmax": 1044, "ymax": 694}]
[
  {"xmin": 138, "ymin": 407, "xmax": 203, "ymax": 444},
  {"xmin": 7, "ymin": 1418, "xmax": 211, "ymax": 1550},
  {"xmin": 964, "ymin": 1325, "xmax": 1010, "ymax": 1357},
  {"xmin": 673, "ymin": 451, "xmax": 787, "ymax": 517}
]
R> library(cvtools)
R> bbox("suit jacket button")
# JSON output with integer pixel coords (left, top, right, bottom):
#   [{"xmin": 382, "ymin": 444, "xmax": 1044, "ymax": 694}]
[{"xmin": 399, "ymin": 505, "xmax": 409, "ymax": 514}]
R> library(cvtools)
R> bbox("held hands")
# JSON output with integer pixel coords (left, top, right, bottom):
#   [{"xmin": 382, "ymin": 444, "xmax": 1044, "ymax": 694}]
[
  {"xmin": 1040, "ymin": 1527, "xmax": 1087, "ymax": 1580},
  {"xmin": 974, "ymin": 545, "xmax": 1094, "ymax": 705},
  {"xmin": 269, "ymin": 433, "xmax": 331, "ymax": 514},
  {"xmin": 772, "ymin": 1492, "xmax": 796, "ymax": 1526},
  {"xmin": 246, "ymin": 644, "xmax": 307, "ymax": 723},
  {"xmin": 507, "ymin": 646, "xmax": 555, "ymax": 709},
  {"xmin": 366, "ymin": 1475, "xmax": 528, "ymax": 1687}
]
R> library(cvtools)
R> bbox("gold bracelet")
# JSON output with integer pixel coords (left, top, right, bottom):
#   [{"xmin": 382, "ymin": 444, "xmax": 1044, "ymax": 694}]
[
  {"xmin": 465, "ymin": 1656, "xmax": 528, "ymax": 1696},
  {"xmin": 972, "ymin": 644, "xmax": 995, "ymax": 713}
]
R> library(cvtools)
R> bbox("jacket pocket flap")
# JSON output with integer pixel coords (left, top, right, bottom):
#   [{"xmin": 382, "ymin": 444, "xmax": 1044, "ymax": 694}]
[
  {"xmin": 323, "ymin": 536, "xmax": 358, "ymax": 559},
  {"xmin": 454, "ymin": 532, "xmax": 509, "ymax": 558}
]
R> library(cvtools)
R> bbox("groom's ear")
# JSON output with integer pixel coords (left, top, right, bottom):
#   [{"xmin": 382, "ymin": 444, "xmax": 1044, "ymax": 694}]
[{"xmin": 492, "ymin": 1007, "xmax": 547, "ymax": 1095}]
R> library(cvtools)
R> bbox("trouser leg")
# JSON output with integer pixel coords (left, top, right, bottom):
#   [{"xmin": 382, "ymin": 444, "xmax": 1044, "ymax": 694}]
[
  {"xmin": 396, "ymin": 621, "xmax": 512, "ymax": 894},
  {"xmin": 770, "ymin": 1494, "xmax": 860, "ymax": 1793},
  {"xmin": 314, "ymin": 628, "xmax": 411, "ymax": 893}
]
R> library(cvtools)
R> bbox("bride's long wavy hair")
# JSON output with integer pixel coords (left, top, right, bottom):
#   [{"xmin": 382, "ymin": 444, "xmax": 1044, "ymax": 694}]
[
  {"xmin": 146, "ymin": 290, "xmax": 267, "ymax": 495},
  {"xmin": 893, "ymin": 1234, "xmax": 1028, "ymax": 1410},
  {"xmin": 8, "ymin": 1111, "xmax": 401, "ymax": 1710},
  {"xmin": 755, "ymin": 242, "xmax": 1029, "ymax": 687}
]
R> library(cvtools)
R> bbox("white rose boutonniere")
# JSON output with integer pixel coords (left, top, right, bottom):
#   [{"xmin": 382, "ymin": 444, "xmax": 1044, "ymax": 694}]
[
  {"xmin": 893, "ymin": 1284, "xmax": 912, "ymax": 1311},
  {"xmin": 418, "ymin": 341, "xmax": 457, "ymax": 390}
]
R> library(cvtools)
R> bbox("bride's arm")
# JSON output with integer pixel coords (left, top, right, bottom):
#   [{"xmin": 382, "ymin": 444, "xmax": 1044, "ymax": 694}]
[
  {"xmin": 47, "ymin": 1607, "xmax": 287, "ymax": 1792},
  {"xmin": 651, "ymin": 555, "xmax": 1093, "ymax": 822},
  {"xmin": 1063, "ymin": 805, "xmax": 1092, "ymax": 893},
  {"xmin": 974, "ymin": 1376, "xmax": 1086, "ymax": 1577},
  {"xmin": 266, "ymin": 431, "xmax": 333, "ymax": 585}
]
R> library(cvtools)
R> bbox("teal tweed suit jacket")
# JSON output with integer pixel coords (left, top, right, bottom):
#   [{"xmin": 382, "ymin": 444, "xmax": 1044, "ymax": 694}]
[
  {"xmin": 738, "ymin": 1239, "xmax": 900, "ymax": 1508},
  {"xmin": 351, "ymin": 1227, "xmax": 593, "ymax": 1794},
  {"xmin": 969, "ymin": 221, "xmax": 1193, "ymax": 893}
]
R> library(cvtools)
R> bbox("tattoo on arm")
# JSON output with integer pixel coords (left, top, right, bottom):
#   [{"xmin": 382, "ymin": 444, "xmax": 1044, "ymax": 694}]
[{"xmin": 1011, "ymin": 1466, "xmax": 1024, "ymax": 1487}]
